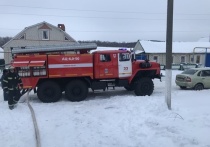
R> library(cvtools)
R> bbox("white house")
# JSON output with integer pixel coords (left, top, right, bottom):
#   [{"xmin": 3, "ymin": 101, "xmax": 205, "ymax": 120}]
[
  {"xmin": 134, "ymin": 40, "xmax": 210, "ymax": 66},
  {"xmin": 2, "ymin": 21, "xmax": 77, "ymax": 64}
]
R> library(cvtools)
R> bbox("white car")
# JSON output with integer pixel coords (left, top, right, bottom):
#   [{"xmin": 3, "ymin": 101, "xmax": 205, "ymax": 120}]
[{"xmin": 175, "ymin": 68, "xmax": 210, "ymax": 90}]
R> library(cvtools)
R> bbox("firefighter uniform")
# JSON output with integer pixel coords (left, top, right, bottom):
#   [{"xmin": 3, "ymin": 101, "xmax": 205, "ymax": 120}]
[
  {"xmin": 3, "ymin": 66, "xmax": 23, "ymax": 110},
  {"xmin": 1, "ymin": 69, "xmax": 9, "ymax": 101}
]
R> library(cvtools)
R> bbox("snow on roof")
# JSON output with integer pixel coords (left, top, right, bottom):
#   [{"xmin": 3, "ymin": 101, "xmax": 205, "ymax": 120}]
[
  {"xmin": 90, "ymin": 46, "xmax": 130, "ymax": 53},
  {"xmin": 97, "ymin": 47, "xmax": 128, "ymax": 51},
  {"xmin": 140, "ymin": 40, "xmax": 210, "ymax": 53}
]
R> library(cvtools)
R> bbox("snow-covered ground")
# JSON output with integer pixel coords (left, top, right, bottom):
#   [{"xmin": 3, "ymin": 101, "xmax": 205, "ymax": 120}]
[{"xmin": 0, "ymin": 70, "xmax": 210, "ymax": 147}]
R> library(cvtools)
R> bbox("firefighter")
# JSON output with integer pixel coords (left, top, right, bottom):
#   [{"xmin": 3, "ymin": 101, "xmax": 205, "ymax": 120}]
[
  {"xmin": 1, "ymin": 68, "xmax": 9, "ymax": 101},
  {"xmin": 3, "ymin": 66, "xmax": 23, "ymax": 110}
]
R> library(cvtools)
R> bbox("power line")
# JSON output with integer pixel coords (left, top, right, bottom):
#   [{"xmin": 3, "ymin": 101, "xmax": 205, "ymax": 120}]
[
  {"xmin": 1, "ymin": 4, "xmax": 210, "ymax": 15},
  {"xmin": 0, "ymin": 4, "xmax": 166, "ymax": 14},
  {"xmin": 0, "ymin": 12, "xmax": 167, "ymax": 20},
  {"xmin": 0, "ymin": 12, "xmax": 210, "ymax": 20},
  {"xmin": 0, "ymin": 28, "xmax": 209, "ymax": 33}
]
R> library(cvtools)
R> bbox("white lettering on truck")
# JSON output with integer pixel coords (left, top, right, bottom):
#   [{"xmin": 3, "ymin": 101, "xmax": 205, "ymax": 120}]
[{"xmin": 62, "ymin": 57, "xmax": 80, "ymax": 61}]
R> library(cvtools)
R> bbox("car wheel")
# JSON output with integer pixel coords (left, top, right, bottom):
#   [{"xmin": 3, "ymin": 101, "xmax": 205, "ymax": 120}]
[
  {"xmin": 180, "ymin": 86, "xmax": 186, "ymax": 89},
  {"xmin": 194, "ymin": 83, "xmax": 204, "ymax": 91}
]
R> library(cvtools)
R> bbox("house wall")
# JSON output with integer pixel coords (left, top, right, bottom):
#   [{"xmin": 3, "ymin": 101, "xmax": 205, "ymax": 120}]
[
  {"xmin": 147, "ymin": 53, "xmax": 206, "ymax": 66},
  {"xmin": 3, "ymin": 22, "xmax": 76, "ymax": 64},
  {"xmin": 148, "ymin": 53, "xmax": 165, "ymax": 64}
]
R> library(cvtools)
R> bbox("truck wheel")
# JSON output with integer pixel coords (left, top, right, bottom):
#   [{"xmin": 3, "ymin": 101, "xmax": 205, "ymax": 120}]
[
  {"xmin": 65, "ymin": 80, "xmax": 88, "ymax": 102},
  {"xmin": 37, "ymin": 81, "xmax": 62, "ymax": 103},
  {"xmin": 134, "ymin": 78, "xmax": 154, "ymax": 96}
]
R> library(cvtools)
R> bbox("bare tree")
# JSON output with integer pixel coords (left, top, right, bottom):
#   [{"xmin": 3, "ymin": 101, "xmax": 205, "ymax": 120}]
[{"xmin": 0, "ymin": 37, "xmax": 12, "ymax": 47}]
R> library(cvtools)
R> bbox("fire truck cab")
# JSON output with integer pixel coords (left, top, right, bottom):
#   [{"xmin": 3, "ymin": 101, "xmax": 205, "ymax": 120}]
[{"xmin": 11, "ymin": 44, "xmax": 161, "ymax": 103}]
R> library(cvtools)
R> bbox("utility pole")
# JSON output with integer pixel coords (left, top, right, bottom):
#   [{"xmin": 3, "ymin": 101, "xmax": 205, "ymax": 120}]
[
  {"xmin": 209, "ymin": 33, "xmax": 210, "ymax": 42},
  {"xmin": 165, "ymin": 0, "xmax": 174, "ymax": 110}
]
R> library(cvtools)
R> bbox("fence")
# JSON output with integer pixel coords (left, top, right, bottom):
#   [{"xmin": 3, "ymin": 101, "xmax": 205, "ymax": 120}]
[{"xmin": 161, "ymin": 63, "xmax": 201, "ymax": 70}]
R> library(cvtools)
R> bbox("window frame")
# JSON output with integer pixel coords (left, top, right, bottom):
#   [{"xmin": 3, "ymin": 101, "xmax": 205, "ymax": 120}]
[
  {"xmin": 42, "ymin": 30, "xmax": 49, "ymax": 40},
  {"xmin": 180, "ymin": 55, "xmax": 186, "ymax": 63},
  {"xmin": 196, "ymin": 55, "xmax": 200, "ymax": 64},
  {"xmin": 153, "ymin": 55, "xmax": 158, "ymax": 62},
  {"xmin": 19, "ymin": 34, "xmax": 26, "ymax": 40},
  {"xmin": 119, "ymin": 53, "xmax": 130, "ymax": 62},
  {"xmin": 100, "ymin": 54, "xmax": 111, "ymax": 62}
]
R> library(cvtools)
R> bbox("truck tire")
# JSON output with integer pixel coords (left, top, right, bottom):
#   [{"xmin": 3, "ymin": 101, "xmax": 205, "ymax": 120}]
[
  {"xmin": 65, "ymin": 80, "xmax": 88, "ymax": 102},
  {"xmin": 37, "ymin": 81, "xmax": 62, "ymax": 103},
  {"xmin": 134, "ymin": 78, "xmax": 154, "ymax": 96}
]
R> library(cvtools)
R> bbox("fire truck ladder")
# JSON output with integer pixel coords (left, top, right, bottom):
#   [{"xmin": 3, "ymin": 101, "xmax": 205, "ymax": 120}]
[{"xmin": 11, "ymin": 43, "xmax": 97, "ymax": 54}]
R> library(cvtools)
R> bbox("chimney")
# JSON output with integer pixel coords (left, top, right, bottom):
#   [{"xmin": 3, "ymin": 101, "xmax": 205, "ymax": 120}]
[{"xmin": 58, "ymin": 24, "xmax": 65, "ymax": 31}]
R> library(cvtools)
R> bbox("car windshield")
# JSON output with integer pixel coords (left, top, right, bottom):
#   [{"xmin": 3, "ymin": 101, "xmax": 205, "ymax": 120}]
[{"xmin": 181, "ymin": 69, "xmax": 198, "ymax": 75}]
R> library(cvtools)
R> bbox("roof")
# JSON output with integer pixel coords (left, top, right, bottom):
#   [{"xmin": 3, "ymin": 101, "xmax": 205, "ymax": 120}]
[
  {"xmin": 2, "ymin": 21, "xmax": 76, "ymax": 48},
  {"xmin": 12, "ymin": 43, "xmax": 97, "ymax": 54},
  {"xmin": 93, "ymin": 49, "xmax": 130, "ymax": 54},
  {"xmin": 90, "ymin": 47, "xmax": 130, "ymax": 53},
  {"xmin": 140, "ymin": 40, "xmax": 210, "ymax": 54}
]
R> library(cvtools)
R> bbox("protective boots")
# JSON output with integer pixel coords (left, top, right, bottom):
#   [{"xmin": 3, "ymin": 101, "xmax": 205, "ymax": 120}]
[{"xmin": 9, "ymin": 105, "xmax": 14, "ymax": 110}]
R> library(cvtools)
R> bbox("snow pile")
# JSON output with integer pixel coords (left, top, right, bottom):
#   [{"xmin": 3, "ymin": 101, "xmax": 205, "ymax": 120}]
[{"xmin": 0, "ymin": 70, "xmax": 210, "ymax": 147}]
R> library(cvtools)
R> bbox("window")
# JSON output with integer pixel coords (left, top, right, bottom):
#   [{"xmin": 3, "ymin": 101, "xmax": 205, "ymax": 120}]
[
  {"xmin": 181, "ymin": 56, "xmax": 186, "ymax": 63},
  {"xmin": 196, "ymin": 55, "xmax": 200, "ymax": 64},
  {"xmin": 153, "ymin": 56, "xmax": 158, "ymax": 62},
  {"xmin": 191, "ymin": 57, "xmax": 194, "ymax": 62},
  {"xmin": 201, "ymin": 70, "xmax": 210, "ymax": 77},
  {"xmin": 100, "ymin": 54, "xmax": 111, "ymax": 62},
  {"xmin": 19, "ymin": 34, "xmax": 25, "ymax": 40},
  {"xmin": 65, "ymin": 36, "xmax": 69, "ymax": 40},
  {"xmin": 119, "ymin": 53, "xmax": 130, "ymax": 61},
  {"xmin": 182, "ymin": 69, "xmax": 198, "ymax": 75},
  {"xmin": 42, "ymin": 30, "xmax": 49, "ymax": 40}
]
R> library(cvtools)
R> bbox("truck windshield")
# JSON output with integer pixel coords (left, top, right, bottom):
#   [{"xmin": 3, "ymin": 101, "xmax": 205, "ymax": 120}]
[{"xmin": 119, "ymin": 53, "xmax": 130, "ymax": 61}]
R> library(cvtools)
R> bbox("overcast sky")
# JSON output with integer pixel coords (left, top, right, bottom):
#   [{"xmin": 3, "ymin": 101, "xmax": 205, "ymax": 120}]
[{"xmin": 0, "ymin": 0, "xmax": 210, "ymax": 42}]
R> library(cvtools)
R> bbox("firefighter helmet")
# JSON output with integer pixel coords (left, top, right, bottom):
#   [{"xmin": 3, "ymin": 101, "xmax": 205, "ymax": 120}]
[
  {"xmin": 9, "ymin": 66, "xmax": 15, "ymax": 70},
  {"xmin": 3, "ymin": 68, "xmax": 8, "ymax": 74}
]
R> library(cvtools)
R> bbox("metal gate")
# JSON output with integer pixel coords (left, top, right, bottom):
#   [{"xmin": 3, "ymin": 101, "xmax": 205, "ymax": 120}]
[{"xmin": 205, "ymin": 53, "xmax": 210, "ymax": 67}]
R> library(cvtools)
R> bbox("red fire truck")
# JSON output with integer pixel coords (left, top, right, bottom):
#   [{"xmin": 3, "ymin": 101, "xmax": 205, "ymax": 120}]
[{"xmin": 11, "ymin": 43, "xmax": 161, "ymax": 102}]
